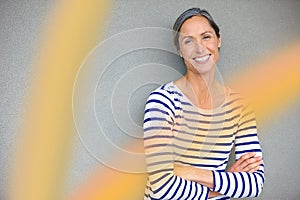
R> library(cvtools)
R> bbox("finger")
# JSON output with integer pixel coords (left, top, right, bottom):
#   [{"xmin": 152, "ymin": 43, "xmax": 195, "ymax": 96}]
[
  {"xmin": 240, "ymin": 152, "xmax": 256, "ymax": 160},
  {"xmin": 228, "ymin": 153, "xmax": 256, "ymax": 172},
  {"xmin": 234, "ymin": 152, "xmax": 256, "ymax": 166},
  {"xmin": 242, "ymin": 158, "xmax": 263, "ymax": 172},
  {"xmin": 249, "ymin": 166, "xmax": 261, "ymax": 173},
  {"xmin": 239, "ymin": 156, "xmax": 262, "ymax": 170},
  {"xmin": 245, "ymin": 160, "xmax": 262, "ymax": 171},
  {"xmin": 237, "ymin": 152, "xmax": 257, "ymax": 166}
]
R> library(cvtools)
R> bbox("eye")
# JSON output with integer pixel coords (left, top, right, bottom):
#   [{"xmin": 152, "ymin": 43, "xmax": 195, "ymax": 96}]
[
  {"xmin": 184, "ymin": 39, "xmax": 192, "ymax": 45},
  {"xmin": 203, "ymin": 35, "xmax": 211, "ymax": 40}
]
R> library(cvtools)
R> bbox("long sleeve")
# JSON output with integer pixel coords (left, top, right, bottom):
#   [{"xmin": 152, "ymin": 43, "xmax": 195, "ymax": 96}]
[
  {"xmin": 144, "ymin": 88, "xmax": 209, "ymax": 200},
  {"xmin": 211, "ymin": 103, "xmax": 265, "ymax": 198}
]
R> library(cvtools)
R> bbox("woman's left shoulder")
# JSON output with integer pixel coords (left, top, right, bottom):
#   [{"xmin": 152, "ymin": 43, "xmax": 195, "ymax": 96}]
[{"xmin": 224, "ymin": 86, "xmax": 253, "ymax": 109}]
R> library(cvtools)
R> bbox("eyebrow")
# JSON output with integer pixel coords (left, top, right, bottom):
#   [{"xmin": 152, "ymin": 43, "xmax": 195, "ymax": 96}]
[{"xmin": 180, "ymin": 31, "xmax": 214, "ymax": 41}]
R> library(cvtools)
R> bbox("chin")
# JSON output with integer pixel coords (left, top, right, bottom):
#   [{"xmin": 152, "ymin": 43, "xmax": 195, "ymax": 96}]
[{"xmin": 193, "ymin": 62, "xmax": 215, "ymax": 74}]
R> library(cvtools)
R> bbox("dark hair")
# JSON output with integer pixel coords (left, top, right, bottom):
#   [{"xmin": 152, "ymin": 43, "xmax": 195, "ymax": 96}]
[{"xmin": 173, "ymin": 8, "xmax": 220, "ymax": 51}]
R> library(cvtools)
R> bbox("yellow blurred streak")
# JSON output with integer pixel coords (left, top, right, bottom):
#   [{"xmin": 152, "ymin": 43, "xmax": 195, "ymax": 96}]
[
  {"xmin": 229, "ymin": 40, "xmax": 300, "ymax": 122},
  {"xmin": 68, "ymin": 142, "xmax": 147, "ymax": 200},
  {"xmin": 9, "ymin": 1, "xmax": 111, "ymax": 200},
  {"xmin": 70, "ymin": 169, "xmax": 146, "ymax": 200}
]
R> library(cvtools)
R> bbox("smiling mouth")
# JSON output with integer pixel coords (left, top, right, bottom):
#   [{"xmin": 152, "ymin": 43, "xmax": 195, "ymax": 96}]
[{"xmin": 193, "ymin": 54, "xmax": 211, "ymax": 63}]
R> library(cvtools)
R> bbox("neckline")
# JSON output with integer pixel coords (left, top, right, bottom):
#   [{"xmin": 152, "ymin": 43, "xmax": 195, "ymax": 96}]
[{"xmin": 170, "ymin": 81, "xmax": 230, "ymax": 113}]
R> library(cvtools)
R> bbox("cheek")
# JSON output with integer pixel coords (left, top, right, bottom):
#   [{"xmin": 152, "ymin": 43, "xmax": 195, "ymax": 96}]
[
  {"xmin": 207, "ymin": 43, "xmax": 220, "ymax": 56},
  {"xmin": 180, "ymin": 46, "xmax": 195, "ymax": 58},
  {"xmin": 206, "ymin": 41, "xmax": 217, "ymax": 50},
  {"xmin": 212, "ymin": 48, "xmax": 220, "ymax": 62},
  {"xmin": 214, "ymin": 51, "xmax": 220, "ymax": 61}
]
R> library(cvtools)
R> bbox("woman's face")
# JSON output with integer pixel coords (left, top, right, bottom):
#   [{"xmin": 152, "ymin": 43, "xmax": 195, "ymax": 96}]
[{"xmin": 178, "ymin": 15, "xmax": 221, "ymax": 75}]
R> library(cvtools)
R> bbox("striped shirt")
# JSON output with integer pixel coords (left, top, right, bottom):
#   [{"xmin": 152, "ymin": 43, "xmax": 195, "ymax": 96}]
[{"xmin": 143, "ymin": 82, "xmax": 264, "ymax": 200}]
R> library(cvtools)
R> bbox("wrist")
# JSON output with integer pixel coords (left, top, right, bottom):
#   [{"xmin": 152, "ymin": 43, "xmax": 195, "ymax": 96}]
[
  {"xmin": 174, "ymin": 164, "xmax": 214, "ymax": 189},
  {"xmin": 189, "ymin": 167, "xmax": 214, "ymax": 189}
]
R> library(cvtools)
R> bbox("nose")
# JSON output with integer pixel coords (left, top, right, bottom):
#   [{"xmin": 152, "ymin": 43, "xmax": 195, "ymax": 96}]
[{"xmin": 194, "ymin": 40, "xmax": 205, "ymax": 54}]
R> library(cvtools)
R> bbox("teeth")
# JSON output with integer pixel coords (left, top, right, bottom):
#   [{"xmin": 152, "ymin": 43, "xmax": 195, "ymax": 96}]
[{"xmin": 194, "ymin": 55, "xmax": 210, "ymax": 62}]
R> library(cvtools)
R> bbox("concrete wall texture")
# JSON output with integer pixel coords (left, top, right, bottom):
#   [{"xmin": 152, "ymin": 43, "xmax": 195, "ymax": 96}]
[{"xmin": 1, "ymin": 0, "xmax": 300, "ymax": 199}]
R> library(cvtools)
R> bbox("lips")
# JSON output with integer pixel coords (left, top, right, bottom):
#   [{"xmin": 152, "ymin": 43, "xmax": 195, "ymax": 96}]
[{"xmin": 193, "ymin": 54, "xmax": 211, "ymax": 63}]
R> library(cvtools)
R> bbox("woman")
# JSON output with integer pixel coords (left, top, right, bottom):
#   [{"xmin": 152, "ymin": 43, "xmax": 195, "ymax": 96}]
[{"xmin": 143, "ymin": 8, "xmax": 264, "ymax": 200}]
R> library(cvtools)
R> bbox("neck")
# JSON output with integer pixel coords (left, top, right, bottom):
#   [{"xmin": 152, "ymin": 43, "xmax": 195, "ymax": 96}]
[
  {"xmin": 184, "ymin": 67, "xmax": 216, "ymax": 96},
  {"xmin": 181, "ymin": 69, "xmax": 225, "ymax": 109}
]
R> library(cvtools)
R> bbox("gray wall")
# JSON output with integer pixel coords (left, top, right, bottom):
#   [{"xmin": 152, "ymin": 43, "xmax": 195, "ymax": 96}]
[
  {"xmin": 1, "ymin": 1, "xmax": 54, "ymax": 199},
  {"xmin": 1, "ymin": 0, "xmax": 300, "ymax": 199}
]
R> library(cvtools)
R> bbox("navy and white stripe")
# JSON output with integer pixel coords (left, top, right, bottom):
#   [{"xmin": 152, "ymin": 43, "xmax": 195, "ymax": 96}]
[{"xmin": 144, "ymin": 82, "xmax": 264, "ymax": 200}]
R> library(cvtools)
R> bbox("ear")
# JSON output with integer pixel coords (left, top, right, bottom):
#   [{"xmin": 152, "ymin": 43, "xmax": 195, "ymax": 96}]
[
  {"xmin": 178, "ymin": 50, "xmax": 183, "ymax": 58},
  {"xmin": 218, "ymin": 34, "xmax": 222, "ymax": 48}
]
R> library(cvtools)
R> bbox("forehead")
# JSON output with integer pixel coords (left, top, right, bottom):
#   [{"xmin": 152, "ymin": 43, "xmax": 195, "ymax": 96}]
[{"xmin": 179, "ymin": 15, "xmax": 213, "ymax": 35}]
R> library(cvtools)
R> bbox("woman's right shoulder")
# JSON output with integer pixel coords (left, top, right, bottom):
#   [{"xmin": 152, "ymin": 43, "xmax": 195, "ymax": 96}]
[
  {"xmin": 145, "ymin": 82, "xmax": 182, "ymax": 118},
  {"xmin": 147, "ymin": 82, "xmax": 181, "ymax": 101}
]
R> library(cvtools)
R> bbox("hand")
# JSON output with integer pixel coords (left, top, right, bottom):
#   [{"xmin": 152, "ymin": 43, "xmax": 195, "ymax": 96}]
[
  {"xmin": 209, "ymin": 152, "xmax": 262, "ymax": 198},
  {"xmin": 227, "ymin": 152, "xmax": 262, "ymax": 173}
]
